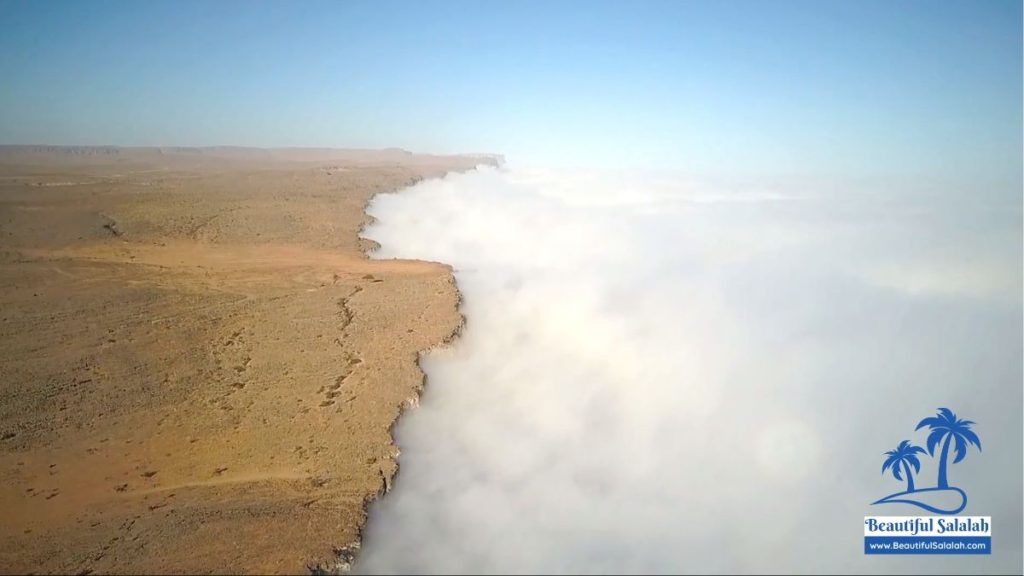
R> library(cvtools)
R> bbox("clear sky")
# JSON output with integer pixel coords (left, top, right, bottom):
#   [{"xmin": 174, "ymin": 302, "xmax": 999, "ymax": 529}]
[{"xmin": 0, "ymin": 0, "xmax": 1020, "ymax": 186}]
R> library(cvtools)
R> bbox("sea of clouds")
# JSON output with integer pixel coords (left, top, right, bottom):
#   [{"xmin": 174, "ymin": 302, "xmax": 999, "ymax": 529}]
[{"xmin": 357, "ymin": 166, "xmax": 1022, "ymax": 574}]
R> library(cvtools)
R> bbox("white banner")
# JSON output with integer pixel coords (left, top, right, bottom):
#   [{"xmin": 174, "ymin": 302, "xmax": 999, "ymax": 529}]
[{"xmin": 864, "ymin": 516, "xmax": 991, "ymax": 537}]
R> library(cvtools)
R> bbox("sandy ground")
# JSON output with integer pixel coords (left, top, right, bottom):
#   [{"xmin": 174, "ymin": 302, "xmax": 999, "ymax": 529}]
[{"xmin": 0, "ymin": 146, "xmax": 496, "ymax": 574}]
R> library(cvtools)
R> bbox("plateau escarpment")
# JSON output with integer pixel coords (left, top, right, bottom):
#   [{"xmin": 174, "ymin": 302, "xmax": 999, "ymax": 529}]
[{"xmin": 0, "ymin": 147, "xmax": 495, "ymax": 574}]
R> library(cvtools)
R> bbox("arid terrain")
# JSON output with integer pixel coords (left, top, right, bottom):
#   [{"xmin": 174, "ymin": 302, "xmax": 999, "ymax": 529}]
[{"xmin": 0, "ymin": 146, "xmax": 496, "ymax": 574}]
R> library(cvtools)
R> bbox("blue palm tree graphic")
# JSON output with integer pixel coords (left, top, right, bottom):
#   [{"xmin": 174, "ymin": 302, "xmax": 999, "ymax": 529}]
[
  {"xmin": 881, "ymin": 440, "xmax": 925, "ymax": 493},
  {"xmin": 872, "ymin": 407, "xmax": 980, "ymax": 515},
  {"xmin": 916, "ymin": 407, "xmax": 982, "ymax": 489}
]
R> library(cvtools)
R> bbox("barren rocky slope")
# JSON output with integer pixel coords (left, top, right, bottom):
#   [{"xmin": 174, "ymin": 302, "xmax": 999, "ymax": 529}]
[{"xmin": 0, "ymin": 147, "xmax": 496, "ymax": 574}]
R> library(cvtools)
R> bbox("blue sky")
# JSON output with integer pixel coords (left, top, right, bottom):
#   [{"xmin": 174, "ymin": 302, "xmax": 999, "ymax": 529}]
[{"xmin": 0, "ymin": 0, "xmax": 1020, "ymax": 187}]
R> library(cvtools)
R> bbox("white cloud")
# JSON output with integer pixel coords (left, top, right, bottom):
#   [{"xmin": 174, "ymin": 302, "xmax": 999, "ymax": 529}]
[{"xmin": 357, "ymin": 166, "xmax": 1022, "ymax": 574}]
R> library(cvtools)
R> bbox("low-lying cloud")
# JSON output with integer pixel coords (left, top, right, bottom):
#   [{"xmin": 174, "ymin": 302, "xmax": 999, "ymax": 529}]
[{"xmin": 357, "ymin": 166, "xmax": 1022, "ymax": 574}]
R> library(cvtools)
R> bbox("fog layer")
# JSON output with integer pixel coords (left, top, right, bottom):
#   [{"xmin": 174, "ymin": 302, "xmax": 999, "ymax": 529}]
[{"xmin": 358, "ymin": 167, "xmax": 1022, "ymax": 574}]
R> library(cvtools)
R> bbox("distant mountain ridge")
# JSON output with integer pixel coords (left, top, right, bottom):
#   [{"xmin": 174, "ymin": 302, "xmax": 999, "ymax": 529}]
[{"xmin": 0, "ymin": 145, "xmax": 504, "ymax": 167}]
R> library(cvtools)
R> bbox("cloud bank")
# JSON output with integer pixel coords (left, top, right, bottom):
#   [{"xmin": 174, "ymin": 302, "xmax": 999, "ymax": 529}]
[{"xmin": 357, "ymin": 167, "xmax": 1022, "ymax": 574}]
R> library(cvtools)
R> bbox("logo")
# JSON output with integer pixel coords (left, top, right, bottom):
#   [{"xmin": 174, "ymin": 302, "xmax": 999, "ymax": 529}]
[{"xmin": 864, "ymin": 408, "xmax": 991, "ymax": 555}]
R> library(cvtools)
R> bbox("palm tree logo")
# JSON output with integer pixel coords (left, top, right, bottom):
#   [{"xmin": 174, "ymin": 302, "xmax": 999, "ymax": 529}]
[
  {"xmin": 872, "ymin": 407, "xmax": 981, "ymax": 515},
  {"xmin": 916, "ymin": 407, "xmax": 982, "ymax": 490},
  {"xmin": 881, "ymin": 440, "xmax": 925, "ymax": 493}
]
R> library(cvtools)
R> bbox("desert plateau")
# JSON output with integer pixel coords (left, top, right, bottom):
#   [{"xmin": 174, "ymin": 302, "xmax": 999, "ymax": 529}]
[{"xmin": 0, "ymin": 146, "xmax": 496, "ymax": 574}]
